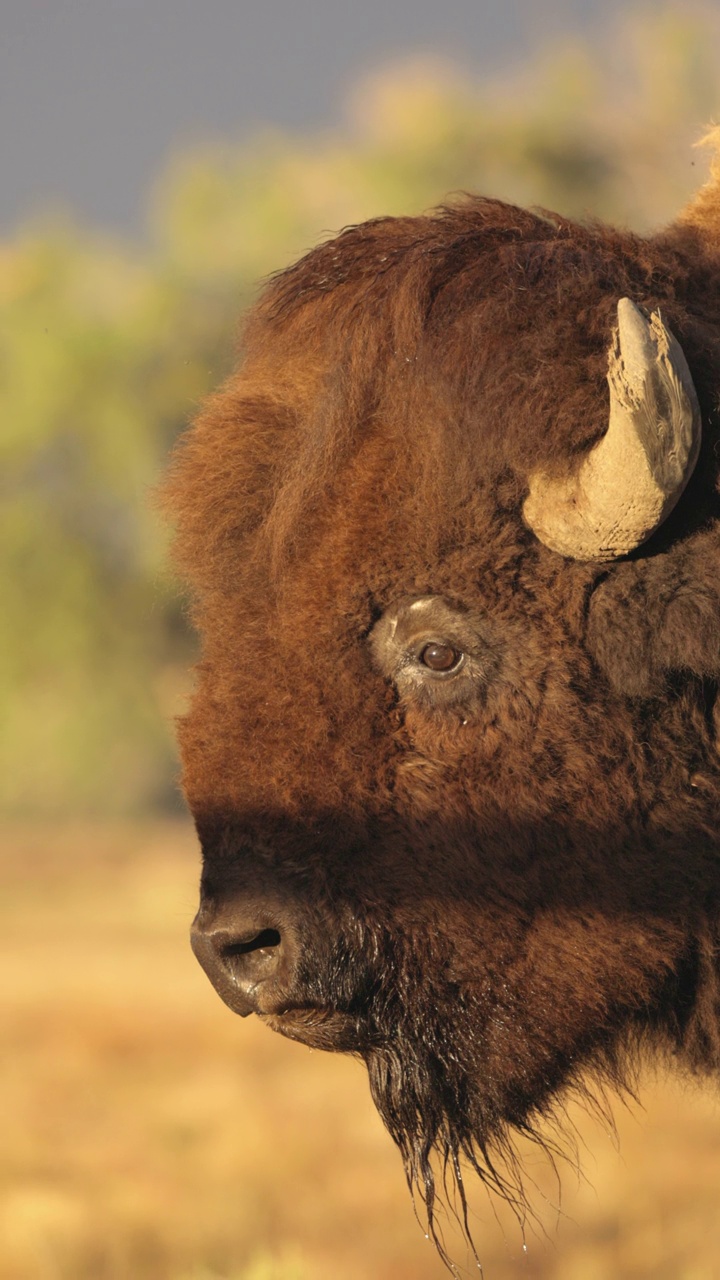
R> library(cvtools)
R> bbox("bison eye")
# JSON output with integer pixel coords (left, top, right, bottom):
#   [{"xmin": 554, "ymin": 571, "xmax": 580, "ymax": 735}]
[
  {"xmin": 369, "ymin": 594, "xmax": 499, "ymax": 709},
  {"xmin": 418, "ymin": 642, "xmax": 463, "ymax": 673}
]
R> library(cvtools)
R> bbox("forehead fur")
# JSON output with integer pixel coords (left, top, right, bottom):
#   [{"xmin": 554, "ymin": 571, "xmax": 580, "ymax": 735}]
[{"xmin": 164, "ymin": 196, "xmax": 703, "ymax": 615}]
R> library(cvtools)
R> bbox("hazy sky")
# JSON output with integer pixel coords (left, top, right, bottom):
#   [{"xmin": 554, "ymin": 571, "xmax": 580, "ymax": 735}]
[{"xmin": 4, "ymin": 0, "xmax": 631, "ymax": 234}]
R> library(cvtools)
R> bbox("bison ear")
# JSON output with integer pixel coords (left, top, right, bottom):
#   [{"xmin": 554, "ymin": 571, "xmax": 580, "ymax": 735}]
[
  {"xmin": 587, "ymin": 525, "xmax": 720, "ymax": 698},
  {"xmin": 523, "ymin": 299, "xmax": 701, "ymax": 561}
]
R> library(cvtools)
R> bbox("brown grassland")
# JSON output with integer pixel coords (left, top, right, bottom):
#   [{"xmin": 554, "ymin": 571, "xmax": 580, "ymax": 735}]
[{"xmin": 2, "ymin": 821, "xmax": 720, "ymax": 1280}]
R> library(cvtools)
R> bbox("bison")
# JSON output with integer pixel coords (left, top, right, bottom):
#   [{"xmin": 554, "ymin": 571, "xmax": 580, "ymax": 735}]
[{"xmin": 164, "ymin": 141, "xmax": 720, "ymax": 1260}]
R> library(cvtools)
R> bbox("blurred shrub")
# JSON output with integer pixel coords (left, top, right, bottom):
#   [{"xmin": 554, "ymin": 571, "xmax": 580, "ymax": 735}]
[
  {"xmin": 2, "ymin": 7, "xmax": 718, "ymax": 815},
  {"xmin": 0, "ymin": 227, "xmax": 215, "ymax": 812}
]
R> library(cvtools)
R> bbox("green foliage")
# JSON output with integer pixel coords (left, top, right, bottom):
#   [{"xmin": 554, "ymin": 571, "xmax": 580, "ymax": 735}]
[
  {"xmin": 0, "ymin": 226, "xmax": 214, "ymax": 812},
  {"xmin": 2, "ymin": 8, "xmax": 719, "ymax": 814}
]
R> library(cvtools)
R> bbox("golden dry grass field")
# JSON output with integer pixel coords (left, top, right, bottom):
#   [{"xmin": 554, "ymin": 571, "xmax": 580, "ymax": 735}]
[{"xmin": 3, "ymin": 821, "xmax": 720, "ymax": 1280}]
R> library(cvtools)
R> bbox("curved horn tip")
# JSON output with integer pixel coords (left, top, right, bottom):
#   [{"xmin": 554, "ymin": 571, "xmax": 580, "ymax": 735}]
[
  {"xmin": 615, "ymin": 297, "xmax": 655, "ymax": 367},
  {"xmin": 523, "ymin": 298, "xmax": 702, "ymax": 561}
]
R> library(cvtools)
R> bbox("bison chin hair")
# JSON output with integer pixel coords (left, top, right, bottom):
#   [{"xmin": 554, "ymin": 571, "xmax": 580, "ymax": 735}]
[{"xmin": 357, "ymin": 954, "xmax": 637, "ymax": 1273}]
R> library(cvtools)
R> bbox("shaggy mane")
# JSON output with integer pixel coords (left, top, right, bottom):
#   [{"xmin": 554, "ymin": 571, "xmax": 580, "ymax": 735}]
[{"xmin": 164, "ymin": 194, "xmax": 713, "ymax": 606}]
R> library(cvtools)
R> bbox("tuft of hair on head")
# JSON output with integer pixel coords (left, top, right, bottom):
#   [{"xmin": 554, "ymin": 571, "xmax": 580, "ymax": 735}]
[{"xmin": 678, "ymin": 125, "xmax": 720, "ymax": 244}]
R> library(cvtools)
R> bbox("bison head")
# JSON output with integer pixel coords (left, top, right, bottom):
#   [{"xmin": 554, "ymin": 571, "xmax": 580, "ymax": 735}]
[{"xmin": 164, "ymin": 179, "xmax": 720, "ymax": 1251}]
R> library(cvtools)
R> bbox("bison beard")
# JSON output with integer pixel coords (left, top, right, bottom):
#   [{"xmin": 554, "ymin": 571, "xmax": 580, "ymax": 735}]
[
  {"xmin": 363, "ymin": 974, "xmax": 512, "ymax": 1262},
  {"xmin": 361, "ymin": 952, "xmax": 540, "ymax": 1257},
  {"xmin": 291, "ymin": 916, "xmax": 536, "ymax": 1258},
  {"xmin": 364, "ymin": 1012, "xmax": 573, "ymax": 1266},
  {"xmin": 165, "ymin": 135, "xmax": 720, "ymax": 1268},
  {"xmin": 318, "ymin": 916, "xmax": 640, "ymax": 1265}
]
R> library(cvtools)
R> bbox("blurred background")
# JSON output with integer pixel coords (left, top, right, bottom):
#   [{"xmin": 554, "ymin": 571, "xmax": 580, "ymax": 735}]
[{"xmin": 3, "ymin": 3, "xmax": 720, "ymax": 1277}]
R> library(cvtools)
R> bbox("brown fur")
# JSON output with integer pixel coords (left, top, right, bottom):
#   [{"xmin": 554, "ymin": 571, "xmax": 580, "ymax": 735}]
[{"xmin": 164, "ymin": 163, "xmax": 720, "ymax": 1262}]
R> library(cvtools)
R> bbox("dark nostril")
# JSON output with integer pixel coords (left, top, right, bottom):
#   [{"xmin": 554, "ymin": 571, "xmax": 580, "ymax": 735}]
[
  {"xmin": 191, "ymin": 913, "xmax": 295, "ymax": 1017},
  {"xmin": 223, "ymin": 928, "xmax": 281, "ymax": 959},
  {"xmin": 216, "ymin": 925, "xmax": 286, "ymax": 1005}
]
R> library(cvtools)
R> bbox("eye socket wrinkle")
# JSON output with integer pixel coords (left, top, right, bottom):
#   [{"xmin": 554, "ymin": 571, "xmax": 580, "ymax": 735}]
[{"xmin": 369, "ymin": 594, "xmax": 501, "ymax": 709}]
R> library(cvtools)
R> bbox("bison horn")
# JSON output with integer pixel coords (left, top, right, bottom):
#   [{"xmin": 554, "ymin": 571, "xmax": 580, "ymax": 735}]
[{"xmin": 523, "ymin": 298, "xmax": 702, "ymax": 560}]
